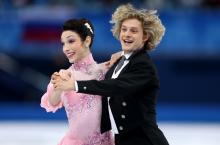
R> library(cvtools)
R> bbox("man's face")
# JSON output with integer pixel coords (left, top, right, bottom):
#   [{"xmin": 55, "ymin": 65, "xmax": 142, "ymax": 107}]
[{"xmin": 119, "ymin": 18, "xmax": 148, "ymax": 53}]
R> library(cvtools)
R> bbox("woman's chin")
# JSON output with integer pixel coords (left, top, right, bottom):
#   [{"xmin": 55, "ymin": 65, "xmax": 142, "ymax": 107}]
[{"xmin": 68, "ymin": 58, "xmax": 75, "ymax": 64}]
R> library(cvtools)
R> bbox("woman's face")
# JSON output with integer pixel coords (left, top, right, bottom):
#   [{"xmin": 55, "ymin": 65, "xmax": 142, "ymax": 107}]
[{"xmin": 61, "ymin": 30, "xmax": 90, "ymax": 63}]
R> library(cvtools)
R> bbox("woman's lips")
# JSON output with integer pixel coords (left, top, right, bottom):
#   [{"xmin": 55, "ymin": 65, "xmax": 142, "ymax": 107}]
[{"xmin": 66, "ymin": 52, "xmax": 75, "ymax": 58}]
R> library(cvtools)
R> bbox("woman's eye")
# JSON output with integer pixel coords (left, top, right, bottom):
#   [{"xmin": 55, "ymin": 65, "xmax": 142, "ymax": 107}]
[
  {"xmin": 61, "ymin": 42, "xmax": 64, "ymax": 46},
  {"xmin": 68, "ymin": 39, "xmax": 75, "ymax": 43}
]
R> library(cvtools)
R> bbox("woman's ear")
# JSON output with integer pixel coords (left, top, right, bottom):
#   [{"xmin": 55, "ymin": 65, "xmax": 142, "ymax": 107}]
[{"xmin": 85, "ymin": 36, "xmax": 91, "ymax": 48}]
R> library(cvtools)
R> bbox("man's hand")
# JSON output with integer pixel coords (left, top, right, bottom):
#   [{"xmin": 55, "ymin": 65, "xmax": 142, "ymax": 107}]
[
  {"xmin": 51, "ymin": 70, "xmax": 75, "ymax": 91},
  {"xmin": 59, "ymin": 69, "xmax": 71, "ymax": 81}
]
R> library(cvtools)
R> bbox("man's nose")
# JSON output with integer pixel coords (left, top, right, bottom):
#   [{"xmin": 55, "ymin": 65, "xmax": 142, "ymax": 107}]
[{"xmin": 124, "ymin": 30, "xmax": 131, "ymax": 37}]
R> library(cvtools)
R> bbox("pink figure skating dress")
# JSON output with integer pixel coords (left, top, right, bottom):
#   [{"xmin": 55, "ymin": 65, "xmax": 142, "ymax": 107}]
[{"xmin": 41, "ymin": 54, "xmax": 114, "ymax": 145}]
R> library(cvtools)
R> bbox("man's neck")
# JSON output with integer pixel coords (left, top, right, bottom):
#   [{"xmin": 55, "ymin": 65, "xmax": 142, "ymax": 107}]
[{"xmin": 122, "ymin": 51, "xmax": 133, "ymax": 60}]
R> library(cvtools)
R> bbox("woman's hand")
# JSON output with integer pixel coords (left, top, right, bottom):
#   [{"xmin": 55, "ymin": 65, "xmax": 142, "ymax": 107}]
[
  {"xmin": 51, "ymin": 72, "xmax": 62, "ymax": 91},
  {"xmin": 49, "ymin": 72, "xmax": 62, "ymax": 106},
  {"xmin": 105, "ymin": 51, "xmax": 122, "ymax": 68}
]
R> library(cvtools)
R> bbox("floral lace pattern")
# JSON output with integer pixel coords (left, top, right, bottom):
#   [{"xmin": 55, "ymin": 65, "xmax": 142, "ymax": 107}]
[
  {"xmin": 72, "ymin": 54, "xmax": 96, "ymax": 75},
  {"xmin": 84, "ymin": 131, "xmax": 113, "ymax": 145},
  {"xmin": 65, "ymin": 94, "xmax": 98, "ymax": 119}
]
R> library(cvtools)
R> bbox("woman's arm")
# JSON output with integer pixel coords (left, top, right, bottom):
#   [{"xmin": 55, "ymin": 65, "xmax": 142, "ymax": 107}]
[
  {"xmin": 40, "ymin": 82, "xmax": 63, "ymax": 113},
  {"xmin": 48, "ymin": 88, "xmax": 62, "ymax": 106}
]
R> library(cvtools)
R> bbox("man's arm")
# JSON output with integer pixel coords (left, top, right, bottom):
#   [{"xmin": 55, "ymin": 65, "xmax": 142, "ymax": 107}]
[{"xmin": 77, "ymin": 60, "xmax": 158, "ymax": 97}]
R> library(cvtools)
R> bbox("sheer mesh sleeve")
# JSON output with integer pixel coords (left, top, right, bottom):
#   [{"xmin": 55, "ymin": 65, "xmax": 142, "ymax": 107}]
[{"xmin": 40, "ymin": 82, "xmax": 63, "ymax": 113}]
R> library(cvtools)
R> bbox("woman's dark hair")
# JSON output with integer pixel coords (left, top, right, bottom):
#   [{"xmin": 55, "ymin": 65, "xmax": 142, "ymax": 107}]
[{"xmin": 62, "ymin": 18, "xmax": 94, "ymax": 48}]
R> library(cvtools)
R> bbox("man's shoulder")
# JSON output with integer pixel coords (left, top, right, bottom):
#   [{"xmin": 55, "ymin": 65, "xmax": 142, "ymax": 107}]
[{"xmin": 131, "ymin": 50, "xmax": 151, "ymax": 62}]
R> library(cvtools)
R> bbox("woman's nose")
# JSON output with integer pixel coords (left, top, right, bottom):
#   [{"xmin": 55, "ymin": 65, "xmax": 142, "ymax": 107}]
[{"xmin": 63, "ymin": 45, "xmax": 70, "ymax": 52}]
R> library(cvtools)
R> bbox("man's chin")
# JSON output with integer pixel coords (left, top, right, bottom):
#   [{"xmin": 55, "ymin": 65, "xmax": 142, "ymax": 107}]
[{"xmin": 122, "ymin": 47, "xmax": 132, "ymax": 52}]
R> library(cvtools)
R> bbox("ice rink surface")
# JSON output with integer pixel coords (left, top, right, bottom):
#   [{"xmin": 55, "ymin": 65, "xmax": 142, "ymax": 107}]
[{"xmin": 0, "ymin": 121, "xmax": 219, "ymax": 145}]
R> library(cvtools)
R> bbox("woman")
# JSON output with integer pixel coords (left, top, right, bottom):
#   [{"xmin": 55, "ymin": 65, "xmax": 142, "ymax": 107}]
[{"xmin": 41, "ymin": 18, "xmax": 116, "ymax": 145}]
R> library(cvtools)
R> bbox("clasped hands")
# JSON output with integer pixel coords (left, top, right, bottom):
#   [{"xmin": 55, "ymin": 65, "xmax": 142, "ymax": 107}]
[{"xmin": 51, "ymin": 69, "xmax": 76, "ymax": 91}]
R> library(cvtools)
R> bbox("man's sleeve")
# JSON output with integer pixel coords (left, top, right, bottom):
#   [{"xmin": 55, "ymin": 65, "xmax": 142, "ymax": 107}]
[{"xmin": 77, "ymin": 60, "xmax": 158, "ymax": 97}]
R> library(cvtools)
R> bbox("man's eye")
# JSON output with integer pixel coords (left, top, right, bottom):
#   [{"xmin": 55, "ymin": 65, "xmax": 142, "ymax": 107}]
[
  {"xmin": 121, "ymin": 28, "xmax": 126, "ymax": 32},
  {"xmin": 131, "ymin": 29, "xmax": 138, "ymax": 33}
]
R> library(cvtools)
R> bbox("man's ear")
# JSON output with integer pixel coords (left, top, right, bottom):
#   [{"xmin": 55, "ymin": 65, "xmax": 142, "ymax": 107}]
[
  {"xmin": 143, "ymin": 33, "xmax": 149, "ymax": 42},
  {"xmin": 85, "ymin": 36, "xmax": 91, "ymax": 47}
]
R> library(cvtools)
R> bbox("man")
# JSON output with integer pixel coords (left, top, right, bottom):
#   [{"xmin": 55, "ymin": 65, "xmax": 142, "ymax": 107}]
[{"xmin": 52, "ymin": 4, "xmax": 169, "ymax": 145}]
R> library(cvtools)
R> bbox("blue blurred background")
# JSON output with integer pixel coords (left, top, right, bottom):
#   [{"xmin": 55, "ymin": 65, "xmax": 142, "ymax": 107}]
[{"xmin": 0, "ymin": 0, "xmax": 220, "ymax": 123}]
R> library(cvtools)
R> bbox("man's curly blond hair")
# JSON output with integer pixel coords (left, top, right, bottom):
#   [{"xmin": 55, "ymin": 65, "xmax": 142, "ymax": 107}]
[{"xmin": 110, "ymin": 4, "xmax": 165, "ymax": 51}]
